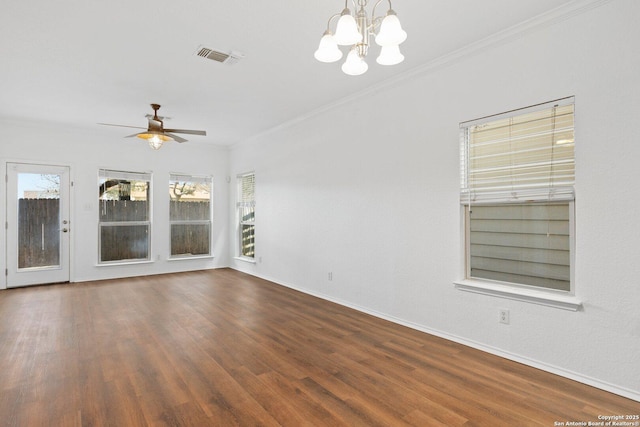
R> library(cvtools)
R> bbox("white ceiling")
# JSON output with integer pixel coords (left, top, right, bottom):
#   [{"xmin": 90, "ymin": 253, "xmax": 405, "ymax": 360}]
[{"xmin": 0, "ymin": 0, "xmax": 577, "ymax": 146}]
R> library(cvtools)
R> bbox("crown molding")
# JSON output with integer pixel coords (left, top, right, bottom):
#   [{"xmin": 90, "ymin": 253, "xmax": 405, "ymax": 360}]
[
  {"xmin": 233, "ymin": 0, "xmax": 613, "ymax": 148},
  {"xmin": 397, "ymin": 0, "xmax": 614, "ymax": 83}
]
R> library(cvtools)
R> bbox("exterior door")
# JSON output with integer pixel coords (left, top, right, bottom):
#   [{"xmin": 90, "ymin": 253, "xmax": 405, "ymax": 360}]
[{"xmin": 6, "ymin": 163, "xmax": 70, "ymax": 287}]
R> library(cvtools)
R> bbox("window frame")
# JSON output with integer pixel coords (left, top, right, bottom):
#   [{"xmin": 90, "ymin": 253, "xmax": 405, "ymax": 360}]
[
  {"xmin": 236, "ymin": 172, "xmax": 256, "ymax": 262},
  {"xmin": 168, "ymin": 173, "xmax": 213, "ymax": 259},
  {"xmin": 455, "ymin": 98, "xmax": 582, "ymax": 311},
  {"xmin": 98, "ymin": 169, "xmax": 152, "ymax": 265}
]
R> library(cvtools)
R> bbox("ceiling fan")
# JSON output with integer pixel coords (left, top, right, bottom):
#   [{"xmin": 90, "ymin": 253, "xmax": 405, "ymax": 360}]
[{"xmin": 99, "ymin": 104, "xmax": 207, "ymax": 150}]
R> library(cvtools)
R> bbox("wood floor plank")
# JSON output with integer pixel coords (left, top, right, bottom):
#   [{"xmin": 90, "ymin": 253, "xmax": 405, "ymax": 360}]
[
  {"xmin": 0, "ymin": 268, "xmax": 638, "ymax": 426},
  {"xmin": 226, "ymin": 366, "xmax": 301, "ymax": 427}
]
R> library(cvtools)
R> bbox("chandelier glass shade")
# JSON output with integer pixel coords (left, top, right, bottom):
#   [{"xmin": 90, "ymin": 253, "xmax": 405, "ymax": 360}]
[
  {"xmin": 342, "ymin": 47, "xmax": 369, "ymax": 76},
  {"xmin": 314, "ymin": 30, "xmax": 344, "ymax": 63},
  {"xmin": 376, "ymin": 44, "xmax": 404, "ymax": 65},
  {"xmin": 314, "ymin": 0, "xmax": 407, "ymax": 76}
]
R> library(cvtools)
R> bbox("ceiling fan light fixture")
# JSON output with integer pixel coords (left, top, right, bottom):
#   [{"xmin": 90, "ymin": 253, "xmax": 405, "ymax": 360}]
[
  {"xmin": 137, "ymin": 132, "xmax": 173, "ymax": 150},
  {"xmin": 99, "ymin": 104, "xmax": 206, "ymax": 150}
]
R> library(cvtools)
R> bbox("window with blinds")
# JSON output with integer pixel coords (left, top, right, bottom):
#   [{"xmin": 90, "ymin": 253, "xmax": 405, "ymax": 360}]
[
  {"xmin": 237, "ymin": 172, "xmax": 255, "ymax": 258},
  {"xmin": 169, "ymin": 173, "xmax": 212, "ymax": 258},
  {"xmin": 460, "ymin": 98, "xmax": 575, "ymax": 292}
]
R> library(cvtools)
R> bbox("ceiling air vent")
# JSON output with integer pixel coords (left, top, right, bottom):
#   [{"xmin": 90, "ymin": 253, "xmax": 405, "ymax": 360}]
[{"xmin": 195, "ymin": 46, "xmax": 244, "ymax": 65}]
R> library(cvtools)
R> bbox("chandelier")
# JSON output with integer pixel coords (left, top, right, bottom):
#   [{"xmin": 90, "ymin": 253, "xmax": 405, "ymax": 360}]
[{"xmin": 314, "ymin": 0, "xmax": 407, "ymax": 76}]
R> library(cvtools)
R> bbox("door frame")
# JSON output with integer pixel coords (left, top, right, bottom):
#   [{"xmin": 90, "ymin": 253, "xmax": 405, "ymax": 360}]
[{"xmin": 4, "ymin": 161, "xmax": 73, "ymax": 289}]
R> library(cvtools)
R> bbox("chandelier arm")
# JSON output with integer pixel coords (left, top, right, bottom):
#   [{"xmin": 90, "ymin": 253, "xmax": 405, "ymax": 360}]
[
  {"xmin": 371, "ymin": 0, "xmax": 393, "ymax": 21},
  {"xmin": 371, "ymin": 0, "xmax": 392, "ymax": 31},
  {"xmin": 325, "ymin": 12, "xmax": 342, "ymax": 30},
  {"xmin": 371, "ymin": 0, "xmax": 384, "ymax": 20}
]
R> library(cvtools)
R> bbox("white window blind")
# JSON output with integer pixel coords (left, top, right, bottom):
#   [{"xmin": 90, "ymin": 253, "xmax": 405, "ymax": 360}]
[
  {"xmin": 460, "ymin": 97, "xmax": 575, "ymax": 204},
  {"xmin": 237, "ymin": 173, "xmax": 255, "ymax": 208},
  {"xmin": 99, "ymin": 169, "xmax": 152, "ymax": 182},
  {"xmin": 460, "ymin": 98, "xmax": 575, "ymax": 292},
  {"xmin": 169, "ymin": 173, "xmax": 211, "ymax": 185}
]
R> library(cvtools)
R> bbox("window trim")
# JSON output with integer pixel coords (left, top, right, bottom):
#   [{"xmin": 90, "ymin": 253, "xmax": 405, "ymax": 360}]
[
  {"xmin": 168, "ymin": 173, "xmax": 213, "ymax": 259},
  {"xmin": 236, "ymin": 172, "xmax": 255, "ymax": 260},
  {"xmin": 456, "ymin": 98, "xmax": 581, "ymax": 309},
  {"xmin": 453, "ymin": 279, "xmax": 582, "ymax": 311},
  {"xmin": 455, "ymin": 203, "xmax": 581, "ymax": 311},
  {"xmin": 98, "ymin": 169, "xmax": 152, "ymax": 264},
  {"xmin": 234, "ymin": 256, "xmax": 257, "ymax": 264}
]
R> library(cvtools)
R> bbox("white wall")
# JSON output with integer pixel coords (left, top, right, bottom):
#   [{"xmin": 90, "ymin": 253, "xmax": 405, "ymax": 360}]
[
  {"xmin": 0, "ymin": 120, "xmax": 230, "ymax": 286},
  {"xmin": 229, "ymin": 0, "xmax": 640, "ymax": 400}
]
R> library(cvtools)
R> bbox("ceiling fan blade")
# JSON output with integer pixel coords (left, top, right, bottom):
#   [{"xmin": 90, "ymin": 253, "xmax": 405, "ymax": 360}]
[
  {"xmin": 165, "ymin": 133, "xmax": 188, "ymax": 143},
  {"xmin": 98, "ymin": 123, "xmax": 147, "ymax": 130},
  {"xmin": 100, "ymin": 105, "xmax": 203, "ymax": 146},
  {"xmin": 164, "ymin": 128, "xmax": 206, "ymax": 136}
]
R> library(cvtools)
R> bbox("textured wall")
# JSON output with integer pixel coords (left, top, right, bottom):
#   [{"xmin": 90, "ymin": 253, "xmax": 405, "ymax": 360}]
[{"xmin": 229, "ymin": 0, "xmax": 640, "ymax": 400}]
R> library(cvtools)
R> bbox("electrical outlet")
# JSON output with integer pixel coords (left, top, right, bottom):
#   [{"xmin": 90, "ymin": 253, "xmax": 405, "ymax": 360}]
[
  {"xmin": 499, "ymin": 309, "xmax": 510, "ymax": 324},
  {"xmin": 328, "ymin": 272, "xmax": 333, "ymax": 281}
]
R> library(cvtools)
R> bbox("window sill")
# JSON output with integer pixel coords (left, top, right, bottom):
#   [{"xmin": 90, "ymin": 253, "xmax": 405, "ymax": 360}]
[
  {"xmin": 96, "ymin": 259, "xmax": 153, "ymax": 267},
  {"xmin": 168, "ymin": 255, "xmax": 214, "ymax": 261},
  {"xmin": 234, "ymin": 256, "xmax": 256, "ymax": 264},
  {"xmin": 454, "ymin": 279, "xmax": 582, "ymax": 311}
]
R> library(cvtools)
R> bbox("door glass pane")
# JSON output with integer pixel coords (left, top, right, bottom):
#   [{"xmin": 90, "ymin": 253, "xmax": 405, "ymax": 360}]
[{"xmin": 17, "ymin": 173, "xmax": 61, "ymax": 269}]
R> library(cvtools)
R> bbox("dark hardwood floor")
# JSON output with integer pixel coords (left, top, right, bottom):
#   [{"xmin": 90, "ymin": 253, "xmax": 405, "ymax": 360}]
[{"xmin": 0, "ymin": 269, "xmax": 638, "ymax": 426}]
